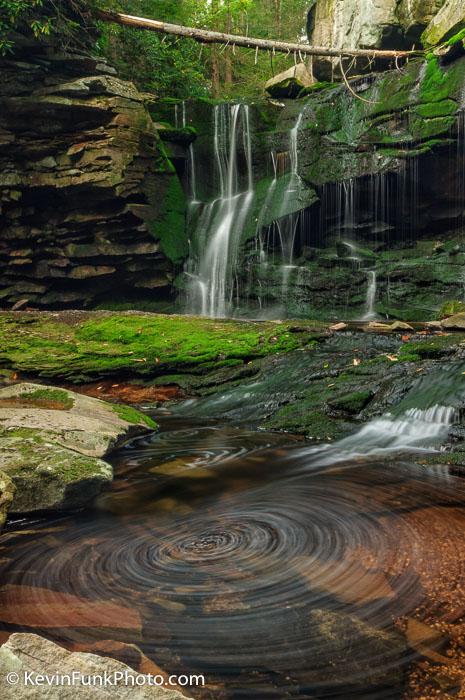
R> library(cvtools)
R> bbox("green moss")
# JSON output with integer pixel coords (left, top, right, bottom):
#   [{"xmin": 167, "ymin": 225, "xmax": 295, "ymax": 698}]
[
  {"xmin": 399, "ymin": 334, "xmax": 465, "ymax": 360},
  {"xmin": 0, "ymin": 312, "xmax": 320, "ymax": 383},
  {"xmin": 112, "ymin": 404, "xmax": 158, "ymax": 429},
  {"xmin": 328, "ymin": 390, "xmax": 373, "ymax": 414},
  {"xmin": 420, "ymin": 56, "xmax": 456, "ymax": 104},
  {"xmin": 149, "ymin": 176, "xmax": 188, "ymax": 264},
  {"xmin": 438, "ymin": 300, "xmax": 465, "ymax": 318},
  {"xmin": 14, "ymin": 388, "xmax": 74, "ymax": 410},
  {"xmin": 414, "ymin": 99, "xmax": 457, "ymax": 118},
  {"xmin": 445, "ymin": 28, "xmax": 465, "ymax": 47}
]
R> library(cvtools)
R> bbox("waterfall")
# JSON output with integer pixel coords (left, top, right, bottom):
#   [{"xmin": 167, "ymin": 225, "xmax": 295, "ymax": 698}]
[
  {"xmin": 186, "ymin": 104, "xmax": 254, "ymax": 318},
  {"xmin": 336, "ymin": 405, "xmax": 455, "ymax": 455},
  {"xmin": 363, "ymin": 270, "xmax": 377, "ymax": 320}
]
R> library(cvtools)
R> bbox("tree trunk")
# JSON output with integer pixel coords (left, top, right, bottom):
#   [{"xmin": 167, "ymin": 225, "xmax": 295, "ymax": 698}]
[{"xmin": 96, "ymin": 11, "xmax": 419, "ymax": 60}]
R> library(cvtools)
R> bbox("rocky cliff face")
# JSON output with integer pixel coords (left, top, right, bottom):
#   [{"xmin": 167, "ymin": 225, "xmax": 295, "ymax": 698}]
[
  {"xmin": 158, "ymin": 53, "xmax": 465, "ymax": 321},
  {"xmin": 308, "ymin": 0, "xmax": 465, "ymax": 79},
  {"xmin": 0, "ymin": 33, "xmax": 187, "ymax": 310}
]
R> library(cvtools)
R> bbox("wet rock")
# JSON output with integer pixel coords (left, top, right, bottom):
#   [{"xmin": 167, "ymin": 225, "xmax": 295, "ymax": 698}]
[
  {"xmin": 329, "ymin": 322, "xmax": 348, "ymax": 331},
  {"xmin": 265, "ymin": 63, "xmax": 314, "ymax": 98},
  {"xmin": 0, "ymin": 633, "xmax": 190, "ymax": 699},
  {"xmin": 0, "ymin": 383, "xmax": 155, "ymax": 514},
  {"xmin": 306, "ymin": 609, "xmax": 406, "ymax": 689},
  {"xmin": 0, "ymin": 586, "xmax": 142, "ymax": 635}
]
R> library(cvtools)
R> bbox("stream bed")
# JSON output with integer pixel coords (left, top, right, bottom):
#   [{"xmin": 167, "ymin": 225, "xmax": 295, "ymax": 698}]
[{"xmin": 0, "ymin": 413, "xmax": 464, "ymax": 698}]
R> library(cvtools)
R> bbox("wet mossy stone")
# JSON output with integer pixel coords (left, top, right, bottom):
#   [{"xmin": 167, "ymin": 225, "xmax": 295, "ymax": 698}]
[
  {"xmin": 0, "ymin": 431, "xmax": 113, "ymax": 514},
  {"xmin": 327, "ymin": 390, "xmax": 373, "ymax": 415}
]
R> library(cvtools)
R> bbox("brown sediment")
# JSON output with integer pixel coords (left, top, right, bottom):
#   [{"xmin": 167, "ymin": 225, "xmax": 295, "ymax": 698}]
[{"xmin": 70, "ymin": 380, "xmax": 185, "ymax": 405}]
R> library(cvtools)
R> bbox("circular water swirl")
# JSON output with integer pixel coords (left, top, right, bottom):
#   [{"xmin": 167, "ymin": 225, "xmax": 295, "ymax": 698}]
[{"xmin": 0, "ymin": 426, "xmax": 464, "ymax": 698}]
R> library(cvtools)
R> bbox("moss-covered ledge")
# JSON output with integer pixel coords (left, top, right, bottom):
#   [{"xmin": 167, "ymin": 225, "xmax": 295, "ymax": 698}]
[{"xmin": 0, "ymin": 311, "xmax": 327, "ymax": 383}]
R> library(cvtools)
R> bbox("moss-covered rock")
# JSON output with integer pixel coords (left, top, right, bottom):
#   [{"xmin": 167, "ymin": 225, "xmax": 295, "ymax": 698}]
[
  {"xmin": 0, "ymin": 381, "xmax": 157, "ymax": 516},
  {"xmin": 0, "ymin": 311, "xmax": 322, "ymax": 383},
  {"xmin": 0, "ymin": 431, "xmax": 113, "ymax": 514}
]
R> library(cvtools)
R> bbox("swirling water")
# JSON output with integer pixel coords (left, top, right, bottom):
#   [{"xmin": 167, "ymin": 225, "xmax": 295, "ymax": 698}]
[{"xmin": 0, "ymin": 415, "xmax": 465, "ymax": 698}]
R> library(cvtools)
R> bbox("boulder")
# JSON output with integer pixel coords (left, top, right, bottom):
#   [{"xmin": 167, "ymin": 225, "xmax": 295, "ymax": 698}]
[
  {"xmin": 265, "ymin": 63, "xmax": 315, "ymax": 98},
  {"xmin": 307, "ymin": 0, "xmax": 449, "ymax": 79},
  {"xmin": 0, "ymin": 634, "xmax": 191, "ymax": 699},
  {"xmin": 422, "ymin": 0, "xmax": 465, "ymax": 46},
  {"xmin": 441, "ymin": 312, "xmax": 465, "ymax": 329},
  {"xmin": 0, "ymin": 383, "xmax": 156, "ymax": 514}
]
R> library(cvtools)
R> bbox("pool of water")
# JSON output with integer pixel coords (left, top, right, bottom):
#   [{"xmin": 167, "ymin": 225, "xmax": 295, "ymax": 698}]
[{"xmin": 0, "ymin": 414, "xmax": 464, "ymax": 698}]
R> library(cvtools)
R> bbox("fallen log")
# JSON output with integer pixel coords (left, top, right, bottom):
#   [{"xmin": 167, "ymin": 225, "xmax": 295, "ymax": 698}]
[{"xmin": 96, "ymin": 10, "xmax": 422, "ymax": 61}]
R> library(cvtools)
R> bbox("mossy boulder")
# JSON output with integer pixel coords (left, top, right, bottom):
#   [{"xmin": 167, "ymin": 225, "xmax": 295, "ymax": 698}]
[
  {"xmin": 0, "ymin": 383, "xmax": 157, "ymax": 515},
  {"xmin": 0, "ymin": 431, "xmax": 112, "ymax": 513}
]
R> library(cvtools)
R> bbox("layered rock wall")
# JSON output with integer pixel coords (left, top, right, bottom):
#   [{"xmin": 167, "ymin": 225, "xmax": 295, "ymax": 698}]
[{"xmin": 0, "ymin": 34, "xmax": 187, "ymax": 310}]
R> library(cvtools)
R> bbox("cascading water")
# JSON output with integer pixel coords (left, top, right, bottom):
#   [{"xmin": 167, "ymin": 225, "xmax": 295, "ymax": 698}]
[
  {"xmin": 186, "ymin": 104, "xmax": 254, "ymax": 318},
  {"xmin": 363, "ymin": 269, "xmax": 377, "ymax": 320}
]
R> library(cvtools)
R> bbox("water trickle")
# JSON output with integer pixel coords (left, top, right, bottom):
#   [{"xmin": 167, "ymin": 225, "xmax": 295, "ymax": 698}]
[
  {"xmin": 363, "ymin": 269, "xmax": 377, "ymax": 320},
  {"xmin": 186, "ymin": 104, "xmax": 254, "ymax": 318}
]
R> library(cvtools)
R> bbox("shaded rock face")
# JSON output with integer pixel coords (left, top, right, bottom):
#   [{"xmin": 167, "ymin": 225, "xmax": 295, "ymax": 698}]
[
  {"xmin": 307, "ymin": 0, "xmax": 458, "ymax": 79},
  {"xmin": 0, "ymin": 34, "xmax": 188, "ymax": 310},
  {"xmin": 0, "ymin": 633, "xmax": 191, "ymax": 699}
]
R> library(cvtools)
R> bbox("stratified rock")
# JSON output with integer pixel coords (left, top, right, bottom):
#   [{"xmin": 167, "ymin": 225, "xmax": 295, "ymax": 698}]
[
  {"xmin": 0, "ymin": 634, "xmax": 191, "ymax": 699},
  {"xmin": 0, "ymin": 383, "xmax": 155, "ymax": 514},
  {"xmin": 265, "ymin": 63, "xmax": 315, "ymax": 98},
  {"xmin": 441, "ymin": 312, "xmax": 465, "ymax": 329},
  {"xmin": 0, "ymin": 23, "xmax": 188, "ymax": 310},
  {"xmin": 422, "ymin": 0, "xmax": 465, "ymax": 46}
]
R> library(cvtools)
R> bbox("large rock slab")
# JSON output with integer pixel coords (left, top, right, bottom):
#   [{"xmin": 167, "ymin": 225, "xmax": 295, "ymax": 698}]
[
  {"xmin": 441, "ymin": 311, "xmax": 465, "ymax": 329},
  {"xmin": 423, "ymin": 0, "xmax": 465, "ymax": 46},
  {"xmin": 307, "ymin": 0, "xmax": 448, "ymax": 79},
  {"xmin": 0, "ymin": 383, "xmax": 155, "ymax": 514},
  {"xmin": 0, "ymin": 634, "xmax": 191, "ymax": 699},
  {"xmin": 0, "ymin": 383, "xmax": 153, "ymax": 457},
  {"xmin": 265, "ymin": 63, "xmax": 315, "ymax": 98}
]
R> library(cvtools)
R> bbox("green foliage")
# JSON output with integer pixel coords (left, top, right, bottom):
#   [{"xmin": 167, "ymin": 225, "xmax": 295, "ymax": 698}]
[
  {"xmin": 96, "ymin": 0, "xmax": 309, "ymax": 99},
  {"xmin": 0, "ymin": 0, "xmax": 48, "ymax": 54}
]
